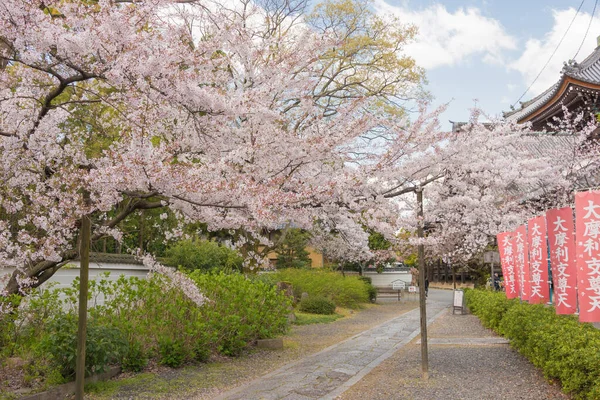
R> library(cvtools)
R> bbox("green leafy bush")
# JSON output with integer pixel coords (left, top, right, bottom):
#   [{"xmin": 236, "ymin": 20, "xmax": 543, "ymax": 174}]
[
  {"xmin": 272, "ymin": 269, "xmax": 369, "ymax": 309},
  {"xmin": 121, "ymin": 341, "xmax": 147, "ymax": 372},
  {"xmin": 0, "ymin": 294, "xmax": 22, "ymax": 356},
  {"xmin": 463, "ymin": 288, "xmax": 517, "ymax": 332},
  {"xmin": 165, "ymin": 239, "xmax": 243, "ymax": 272},
  {"xmin": 298, "ymin": 297, "xmax": 336, "ymax": 315},
  {"xmin": 358, "ymin": 276, "xmax": 377, "ymax": 303},
  {"xmin": 465, "ymin": 289, "xmax": 600, "ymax": 399},
  {"xmin": 2, "ymin": 269, "xmax": 292, "ymax": 389},
  {"xmin": 87, "ymin": 274, "xmax": 204, "ymax": 366},
  {"xmin": 189, "ymin": 271, "xmax": 292, "ymax": 356},
  {"xmin": 158, "ymin": 337, "xmax": 186, "ymax": 368},
  {"xmin": 37, "ymin": 313, "xmax": 127, "ymax": 378}
]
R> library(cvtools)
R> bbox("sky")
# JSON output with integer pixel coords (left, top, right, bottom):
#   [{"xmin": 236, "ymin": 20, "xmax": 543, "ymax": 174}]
[{"xmin": 373, "ymin": 0, "xmax": 600, "ymax": 130}]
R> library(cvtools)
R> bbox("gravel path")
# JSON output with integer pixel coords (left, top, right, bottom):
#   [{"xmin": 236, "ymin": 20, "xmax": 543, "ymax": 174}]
[
  {"xmin": 86, "ymin": 302, "xmax": 419, "ymax": 400},
  {"xmin": 214, "ymin": 301, "xmax": 449, "ymax": 400},
  {"xmin": 337, "ymin": 309, "xmax": 569, "ymax": 400}
]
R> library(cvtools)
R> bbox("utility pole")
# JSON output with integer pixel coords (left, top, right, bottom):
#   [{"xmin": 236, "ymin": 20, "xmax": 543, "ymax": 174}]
[
  {"xmin": 416, "ymin": 187, "xmax": 429, "ymax": 380},
  {"xmin": 75, "ymin": 215, "xmax": 91, "ymax": 400}
]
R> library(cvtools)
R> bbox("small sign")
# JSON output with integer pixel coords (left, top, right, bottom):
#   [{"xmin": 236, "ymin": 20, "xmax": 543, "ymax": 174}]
[
  {"xmin": 453, "ymin": 290, "xmax": 465, "ymax": 315},
  {"xmin": 408, "ymin": 286, "xmax": 417, "ymax": 293},
  {"xmin": 392, "ymin": 281, "xmax": 406, "ymax": 290},
  {"xmin": 483, "ymin": 251, "xmax": 500, "ymax": 264}
]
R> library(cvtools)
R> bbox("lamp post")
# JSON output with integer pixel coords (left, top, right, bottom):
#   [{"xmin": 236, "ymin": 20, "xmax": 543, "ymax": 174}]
[
  {"xmin": 75, "ymin": 215, "xmax": 90, "ymax": 399},
  {"xmin": 416, "ymin": 186, "xmax": 428, "ymax": 380}
]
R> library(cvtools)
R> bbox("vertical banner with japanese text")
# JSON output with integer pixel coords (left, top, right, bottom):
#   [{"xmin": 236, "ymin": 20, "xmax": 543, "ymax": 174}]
[
  {"xmin": 527, "ymin": 216, "xmax": 549, "ymax": 304},
  {"xmin": 575, "ymin": 191, "xmax": 600, "ymax": 322},
  {"xmin": 546, "ymin": 207, "xmax": 578, "ymax": 314},
  {"xmin": 497, "ymin": 231, "xmax": 518, "ymax": 299},
  {"xmin": 514, "ymin": 225, "xmax": 530, "ymax": 301}
]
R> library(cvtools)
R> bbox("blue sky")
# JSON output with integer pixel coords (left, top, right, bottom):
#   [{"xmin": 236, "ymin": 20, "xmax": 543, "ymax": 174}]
[{"xmin": 374, "ymin": 0, "xmax": 600, "ymax": 129}]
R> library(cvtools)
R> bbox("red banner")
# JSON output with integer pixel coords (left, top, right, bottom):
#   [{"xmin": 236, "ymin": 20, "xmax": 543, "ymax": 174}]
[
  {"xmin": 514, "ymin": 225, "xmax": 530, "ymax": 301},
  {"xmin": 497, "ymin": 231, "xmax": 519, "ymax": 299},
  {"xmin": 575, "ymin": 191, "xmax": 600, "ymax": 322},
  {"xmin": 546, "ymin": 207, "xmax": 578, "ymax": 314},
  {"xmin": 527, "ymin": 216, "xmax": 549, "ymax": 304}
]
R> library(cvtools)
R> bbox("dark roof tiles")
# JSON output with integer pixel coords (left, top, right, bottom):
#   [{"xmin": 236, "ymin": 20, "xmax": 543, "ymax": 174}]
[{"xmin": 505, "ymin": 46, "xmax": 600, "ymax": 122}]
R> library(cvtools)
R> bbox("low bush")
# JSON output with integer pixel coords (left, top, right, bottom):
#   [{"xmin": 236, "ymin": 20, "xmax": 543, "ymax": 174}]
[
  {"xmin": 37, "ymin": 313, "xmax": 127, "ymax": 378},
  {"xmin": 158, "ymin": 337, "xmax": 186, "ymax": 368},
  {"xmin": 1, "ymin": 269, "xmax": 292, "ymax": 391},
  {"xmin": 272, "ymin": 269, "xmax": 369, "ymax": 309},
  {"xmin": 189, "ymin": 271, "xmax": 292, "ymax": 356},
  {"xmin": 465, "ymin": 289, "xmax": 600, "ymax": 399},
  {"xmin": 298, "ymin": 296, "xmax": 336, "ymax": 315},
  {"xmin": 358, "ymin": 276, "xmax": 377, "ymax": 303},
  {"xmin": 463, "ymin": 288, "xmax": 517, "ymax": 332},
  {"xmin": 121, "ymin": 341, "xmax": 147, "ymax": 372}
]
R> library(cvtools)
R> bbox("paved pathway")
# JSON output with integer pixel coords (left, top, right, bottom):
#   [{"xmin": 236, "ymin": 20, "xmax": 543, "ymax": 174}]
[{"xmin": 215, "ymin": 298, "xmax": 450, "ymax": 400}]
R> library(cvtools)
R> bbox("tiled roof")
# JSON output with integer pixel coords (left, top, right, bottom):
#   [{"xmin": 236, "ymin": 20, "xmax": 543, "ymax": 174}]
[{"xmin": 504, "ymin": 46, "xmax": 600, "ymax": 122}]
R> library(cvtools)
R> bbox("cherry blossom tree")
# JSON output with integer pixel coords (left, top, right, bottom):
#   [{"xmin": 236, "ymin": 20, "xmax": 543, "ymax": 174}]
[
  {"xmin": 364, "ymin": 105, "xmax": 599, "ymax": 265},
  {"xmin": 0, "ymin": 0, "xmax": 425, "ymax": 297}
]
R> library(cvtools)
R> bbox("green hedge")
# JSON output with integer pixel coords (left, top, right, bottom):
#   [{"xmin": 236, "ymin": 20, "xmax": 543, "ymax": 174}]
[
  {"xmin": 465, "ymin": 289, "xmax": 600, "ymax": 399},
  {"xmin": 298, "ymin": 296, "xmax": 336, "ymax": 315},
  {"xmin": 271, "ymin": 269, "xmax": 369, "ymax": 309}
]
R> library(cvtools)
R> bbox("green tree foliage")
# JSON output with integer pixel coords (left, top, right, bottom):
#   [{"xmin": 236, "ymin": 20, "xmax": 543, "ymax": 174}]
[
  {"xmin": 165, "ymin": 239, "xmax": 243, "ymax": 272},
  {"xmin": 367, "ymin": 231, "xmax": 391, "ymax": 250},
  {"xmin": 274, "ymin": 228, "xmax": 312, "ymax": 269}
]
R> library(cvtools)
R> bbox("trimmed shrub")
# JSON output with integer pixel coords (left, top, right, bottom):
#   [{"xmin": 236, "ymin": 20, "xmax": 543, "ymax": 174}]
[
  {"xmin": 272, "ymin": 269, "xmax": 369, "ymax": 309},
  {"xmin": 466, "ymin": 289, "xmax": 600, "ymax": 399},
  {"xmin": 298, "ymin": 297, "xmax": 336, "ymax": 315},
  {"xmin": 463, "ymin": 288, "xmax": 517, "ymax": 332}
]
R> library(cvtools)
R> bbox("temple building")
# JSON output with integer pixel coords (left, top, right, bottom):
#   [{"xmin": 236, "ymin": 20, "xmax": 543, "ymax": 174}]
[{"xmin": 504, "ymin": 37, "xmax": 600, "ymax": 132}]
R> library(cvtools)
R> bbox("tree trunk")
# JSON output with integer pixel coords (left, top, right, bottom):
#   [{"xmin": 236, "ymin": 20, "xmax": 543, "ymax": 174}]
[
  {"xmin": 452, "ymin": 266, "xmax": 456, "ymax": 290},
  {"xmin": 138, "ymin": 210, "xmax": 145, "ymax": 250}
]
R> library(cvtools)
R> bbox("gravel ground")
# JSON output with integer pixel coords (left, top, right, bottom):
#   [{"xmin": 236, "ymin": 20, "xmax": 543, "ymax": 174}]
[
  {"xmin": 337, "ymin": 310, "xmax": 570, "ymax": 400},
  {"xmin": 86, "ymin": 301, "xmax": 418, "ymax": 400}
]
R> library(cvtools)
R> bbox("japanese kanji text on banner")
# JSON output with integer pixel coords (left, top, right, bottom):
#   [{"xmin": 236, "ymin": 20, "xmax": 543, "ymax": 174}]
[
  {"xmin": 514, "ymin": 225, "xmax": 530, "ymax": 301},
  {"xmin": 527, "ymin": 216, "xmax": 549, "ymax": 304},
  {"xmin": 546, "ymin": 207, "xmax": 578, "ymax": 315},
  {"xmin": 575, "ymin": 191, "xmax": 600, "ymax": 322},
  {"xmin": 497, "ymin": 232, "xmax": 518, "ymax": 299}
]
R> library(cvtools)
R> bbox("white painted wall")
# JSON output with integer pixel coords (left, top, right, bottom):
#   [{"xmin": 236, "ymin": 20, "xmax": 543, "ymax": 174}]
[
  {"xmin": 363, "ymin": 271, "xmax": 413, "ymax": 288},
  {"xmin": 1, "ymin": 262, "xmax": 150, "ymax": 291}
]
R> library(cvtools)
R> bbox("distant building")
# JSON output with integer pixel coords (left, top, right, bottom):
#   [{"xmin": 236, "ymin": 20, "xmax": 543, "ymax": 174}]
[{"xmin": 504, "ymin": 36, "xmax": 600, "ymax": 133}]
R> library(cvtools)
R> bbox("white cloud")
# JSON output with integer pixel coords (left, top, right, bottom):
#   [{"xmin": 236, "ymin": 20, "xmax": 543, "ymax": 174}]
[
  {"xmin": 373, "ymin": 1, "xmax": 517, "ymax": 70},
  {"xmin": 509, "ymin": 8, "xmax": 600, "ymax": 97}
]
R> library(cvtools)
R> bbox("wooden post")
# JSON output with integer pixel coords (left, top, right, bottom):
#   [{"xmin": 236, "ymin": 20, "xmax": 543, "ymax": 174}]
[
  {"xmin": 75, "ymin": 215, "xmax": 91, "ymax": 400},
  {"xmin": 452, "ymin": 265, "xmax": 456, "ymax": 290},
  {"xmin": 416, "ymin": 187, "xmax": 429, "ymax": 380}
]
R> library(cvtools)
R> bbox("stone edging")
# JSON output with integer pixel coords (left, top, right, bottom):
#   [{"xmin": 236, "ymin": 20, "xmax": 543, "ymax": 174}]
[{"xmin": 19, "ymin": 366, "xmax": 121, "ymax": 400}]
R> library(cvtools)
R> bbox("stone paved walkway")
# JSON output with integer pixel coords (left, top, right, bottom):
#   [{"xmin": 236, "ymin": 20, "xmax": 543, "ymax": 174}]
[{"xmin": 214, "ymin": 300, "xmax": 449, "ymax": 400}]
